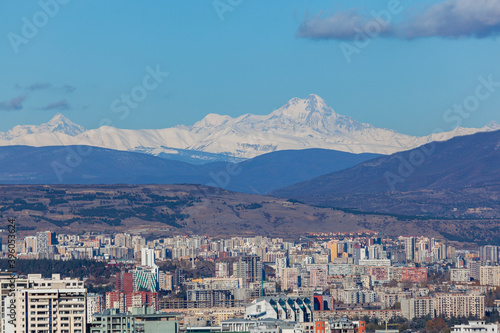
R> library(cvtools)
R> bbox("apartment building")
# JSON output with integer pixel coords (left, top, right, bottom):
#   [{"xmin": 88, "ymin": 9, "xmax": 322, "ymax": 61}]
[
  {"xmin": 451, "ymin": 269, "xmax": 471, "ymax": 283},
  {"xmin": 402, "ymin": 267, "xmax": 427, "ymax": 283},
  {"xmin": 480, "ymin": 266, "xmax": 500, "ymax": 286},
  {"xmin": 434, "ymin": 294, "xmax": 485, "ymax": 319},
  {"xmin": 451, "ymin": 321, "xmax": 498, "ymax": 333},
  {"xmin": 87, "ymin": 293, "xmax": 105, "ymax": 324},
  {"xmin": 401, "ymin": 297, "xmax": 434, "ymax": 319},
  {"xmin": 89, "ymin": 307, "xmax": 178, "ymax": 333},
  {"xmin": 106, "ymin": 291, "xmax": 158, "ymax": 312},
  {"xmin": 0, "ymin": 274, "xmax": 28, "ymax": 333},
  {"xmin": 282, "ymin": 268, "xmax": 299, "ymax": 291},
  {"xmin": 6, "ymin": 274, "xmax": 86, "ymax": 333}
]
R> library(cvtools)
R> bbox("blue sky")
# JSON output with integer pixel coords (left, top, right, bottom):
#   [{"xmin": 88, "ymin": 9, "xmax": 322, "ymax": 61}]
[{"xmin": 1, "ymin": 0, "xmax": 499, "ymax": 136}]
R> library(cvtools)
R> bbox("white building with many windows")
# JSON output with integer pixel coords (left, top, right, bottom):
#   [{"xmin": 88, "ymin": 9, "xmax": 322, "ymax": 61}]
[
  {"xmin": 451, "ymin": 321, "xmax": 498, "ymax": 333},
  {"xmin": 5, "ymin": 274, "xmax": 86, "ymax": 333}
]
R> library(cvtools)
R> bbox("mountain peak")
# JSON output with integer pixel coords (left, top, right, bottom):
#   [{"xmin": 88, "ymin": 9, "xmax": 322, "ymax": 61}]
[
  {"xmin": 306, "ymin": 93, "xmax": 324, "ymax": 104},
  {"xmin": 45, "ymin": 113, "xmax": 85, "ymax": 135},
  {"xmin": 276, "ymin": 94, "xmax": 335, "ymax": 120},
  {"xmin": 4, "ymin": 113, "xmax": 85, "ymax": 139},
  {"xmin": 48, "ymin": 113, "xmax": 70, "ymax": 125},
  {"xmin": 484, "ymin": 120, "xmax": 500, "ymax": 130}
]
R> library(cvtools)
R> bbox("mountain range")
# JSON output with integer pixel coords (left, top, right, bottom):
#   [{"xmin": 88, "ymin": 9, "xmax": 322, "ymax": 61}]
[
  {"xmin": 1, "ymin": 94, "xmax": 498, "ymax": 162},
  {"xmin": 0, "ymin": 146, "xmax": 378, "ymax": 194},
  {"xmin": 274, "ymin": 130, "xmax": 500, "ymax": 195},
  {"xmin": 272, "ymin": 130, "xmax": 500, "ymax": 218}
]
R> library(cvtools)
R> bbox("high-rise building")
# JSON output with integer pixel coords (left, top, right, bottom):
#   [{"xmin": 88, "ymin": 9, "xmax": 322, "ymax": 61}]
[
  {"xmin": 353, "ymin": 244, "xmax": 365, "ymax": 265},
  {"xmin": 133, "ymin": 266, "xmax": 159, "ymax": 292},
  {"xmin": 87, "ymin": 293, "xmax": 105, "ymax": 324},
  {"xmin": 480, "ymin": 266, "xmax": 500, "ymax": 286},
  {"xmin": 116, "ymin": 272, "xmax": 134, "ymax": 293},
  {"xmin": 36, "ymin": 231, "xmax": 54, "ymax": 254},
  {"xmin": 329, "ymin": 241, "xmax": 338, "ymax": 262},
  {"xmin": 233, "ymin": 256, "xmax": 262, "ymax": 287},
  {"xmin": 401, "ymin": 297, "xmax": 434, "ymax": 319},
  {"xmin": 24, "ymin": 236, "xmax": 37, "ymax": 253},
  {"xmin": 275, "ymin": 257, "xmax": 288, "ymax": 280},
  {"xmin": 434, "ymin": 294, "xmax": 485, "ymax": 319},
  {"xmin": 174, "ymin": 268, "xmax": 184, "ymax": 288},
  {"xmin": 468, "ymin": 261, "xmax": 482, "ymax": 281},
  {"xmin": 0, "ymin": 274, "xmax": 29, "ymax": 333},
  {"xmin": 106, "ymin": 291, "xmax": 158, "ymax": 312},
  {"xmin": 402, "ymin": 237, "xmax": 416, "ymax": 262},
  {"xmin": 215, "ymin": 262, "xmax": 230, "ymax": 278},
  {"xmin": 480, "ymin": 246, "xmax": 499, "ymax": 262},
  {"xmin": 141, "ymin": 248, "xmax": 156, "ymax": 267},
  {"xmin": 450, "ymin": 269, "xmax": 471, "ymax": 283},
  {"xmin": 114, "ymin": 233, "xmax": 132, "ymax": 248},
  {"xmin": 159, "ymin": 272, "xmax": 173, "ymax": 291},
  {"xmin": 5, "ymin": 274, "xmax": 86, "ymax": 333},
  {"xmin": 282, "ymin": 268, "xmax": 299, "ymax": 291},
  {"xmin": 133, "ymin": 248, "xmax": 159, "ymax": 292}
]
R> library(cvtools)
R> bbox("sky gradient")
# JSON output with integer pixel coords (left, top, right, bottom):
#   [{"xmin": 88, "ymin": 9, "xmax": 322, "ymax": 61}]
[{"xmin": 1, "ymin": 0, "xmax": 499, "ymax": 136}]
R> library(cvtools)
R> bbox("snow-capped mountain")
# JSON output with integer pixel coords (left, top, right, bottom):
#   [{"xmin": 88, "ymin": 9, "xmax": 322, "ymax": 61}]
[
  {"xmin": 2, "ymin": 113, "xmax": 85, "ymax": 139},
  {"xmin": 0, "ymin": 94, "xmax": 498, "ymax": 160}
]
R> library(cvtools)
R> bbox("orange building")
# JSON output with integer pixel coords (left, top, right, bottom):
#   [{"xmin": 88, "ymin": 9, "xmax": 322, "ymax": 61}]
[{"xmin": 402, "ymin": 267, "xmax": 428, "ymax": 283}]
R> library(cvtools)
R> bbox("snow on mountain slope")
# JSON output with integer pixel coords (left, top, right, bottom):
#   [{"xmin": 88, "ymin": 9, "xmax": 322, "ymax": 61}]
[{"xmin": 0, "ymin": 94, "xmax": 498, "ymax": 160}]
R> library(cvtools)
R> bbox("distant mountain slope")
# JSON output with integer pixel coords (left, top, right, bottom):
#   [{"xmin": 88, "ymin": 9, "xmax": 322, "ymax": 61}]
[
  {"xmin": 273, "ymin": 130, "xmax": 500, "ymax": 199},
  {"xmin": 211, "ymin": 149, "xmax": 379, "ymax": 194},
  {"xmin": 0, "ymin": 95, "xmax": 498, "ymax": 161},
  {"xmin": 0, "ymin": 145, "xmax": 202, "ymax": 184},
  {"xmin": 0, "ymin": 146, "xmax": 377, "ymax": 194}
]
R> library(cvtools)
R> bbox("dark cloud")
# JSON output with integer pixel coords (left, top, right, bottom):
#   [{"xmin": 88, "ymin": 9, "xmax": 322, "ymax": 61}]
[
  {"xmin": 16, "ymin": 82, "xmax": 52, "ymax": 91},
  {"xmin": 16, "ymin": 82, "xmax": 76, "ymax": 94},
  {"xmin": 39, "ymin": 100, "xmax": 72, "ymax": 111},
  {"xmin": 61, "ymin": 85, "xmax": 76, "ymax": 94},
  {"xmin": 297, "ymin": 11, "xmax": 393, "ymax": 40},
  {"xmin": 0, "ymin": 95, "xmax": 26, "ymax": 111},
  {"xmin": 400, "ymin": 0, "xmax": 500, "ymax": 39},
  {"xmin": 296, "ymin": 0, "xmax": 500, "ymax": 40}
]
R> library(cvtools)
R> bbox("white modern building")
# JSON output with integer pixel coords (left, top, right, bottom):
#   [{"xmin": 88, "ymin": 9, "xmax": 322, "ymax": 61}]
[
  {"xmin": 451, "ymin": 321, "xmax": 498, "ymax": 333},
  {"xmin": 245, "ymin": 297, "xmax": 313, "ymax": 322}
]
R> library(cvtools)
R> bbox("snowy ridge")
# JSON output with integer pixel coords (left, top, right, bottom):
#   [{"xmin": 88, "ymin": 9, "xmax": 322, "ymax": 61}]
[{"xmin": 0, "ymin": 94, "xmax": 498, "ymax": 159}]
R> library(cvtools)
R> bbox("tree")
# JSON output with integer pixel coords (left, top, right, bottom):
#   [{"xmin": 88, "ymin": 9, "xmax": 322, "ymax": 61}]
[{"xmin": 425, "ymin": 318, "xmax": 448, "ymax": 333}]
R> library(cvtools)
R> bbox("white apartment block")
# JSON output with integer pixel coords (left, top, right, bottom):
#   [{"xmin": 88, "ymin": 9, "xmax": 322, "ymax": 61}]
[
  {"xmin": 451, "ymin": 321, "xmax": 498, "ymax": 333},
  {"xmin": 480, "ymin": 266, "xmax": 500, "ymax": 286},
  {"xmin": 4, "ymin": 274, "xmax": 86, "ymax": 333},
  {"xmin": 401, "ymin": 297, "xmax": 434, "ymax": 320},
  {"xmin": 434, "ymin": 294, "xmax": 485, "ymax": 319},
  {"xmin": 450, "ymin": 269, "xmax": 470, "ymax": 283}
]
